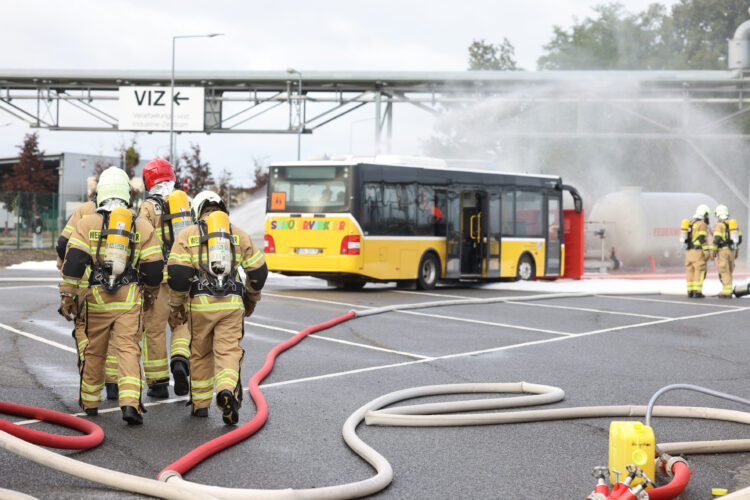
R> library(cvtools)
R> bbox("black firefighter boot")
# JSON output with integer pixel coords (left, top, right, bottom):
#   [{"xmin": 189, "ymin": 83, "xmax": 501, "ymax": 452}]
[
  {"xmin": 121, "ymin": 406, "xmax": 143, "ymax": 426},
  {"xmin": 171, "ymin": 359, "xmax": 190, "ymax": 397},
  {"xmin": 105, "ymin": 382, "xmax": 119, "ymax": 400},
  {"xmin": 147, "ymin": 383, "xmax": 169, "ymax": 398},
  {"xmin": 217, "ymin": 389, "xmax": 240, "ymax": 425}
]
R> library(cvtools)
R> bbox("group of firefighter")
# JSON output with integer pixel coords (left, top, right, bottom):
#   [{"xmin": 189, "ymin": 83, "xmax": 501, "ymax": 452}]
[
  {"xmin": 56, "ymin": 160, "xmax": 267, "ymax": 426},
  {"xmin": 682, "ymin": 203, "xmax": 746, "ymax": 299}
]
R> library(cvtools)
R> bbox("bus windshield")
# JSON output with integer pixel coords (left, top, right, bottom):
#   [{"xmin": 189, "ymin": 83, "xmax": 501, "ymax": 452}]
[{"xmin": 268, "ymin": 165, "xmax": 351, "ymax": 213}]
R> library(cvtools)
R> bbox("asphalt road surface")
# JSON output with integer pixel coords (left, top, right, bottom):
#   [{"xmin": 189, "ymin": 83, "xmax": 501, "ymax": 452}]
[{"xmin": 2, "ymin": 268, "xmax": 750, "ymax": 499}]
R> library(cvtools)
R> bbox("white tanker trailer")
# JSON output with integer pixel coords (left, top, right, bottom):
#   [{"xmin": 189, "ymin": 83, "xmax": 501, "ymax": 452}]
[{"xmin": 585, "ymin": 187, "xmax": 719, "ymax": 270}]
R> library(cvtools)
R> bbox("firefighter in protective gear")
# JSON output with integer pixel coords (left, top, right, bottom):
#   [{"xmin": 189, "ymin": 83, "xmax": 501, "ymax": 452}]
[
  {"xmin": 710, "ymin": 204, "xmax": 741, "ymax": 298},
  {"xmin": 138, "ymin": 159, "xmax": 192, "ymax": 398},
  {"xmin": 685, "ymin": 204, "xmax": 710, "ymax": 298},
  {"xmin": 59, "ymin": 166, "xmax": 164, "ymax": 425},
  {"xmin": 167, "ymin": 191, "xmax": 267, "ymax": 424},
  {"xmin": 57, "ymin": 169, "xmax": 123, "ymax": 401}
]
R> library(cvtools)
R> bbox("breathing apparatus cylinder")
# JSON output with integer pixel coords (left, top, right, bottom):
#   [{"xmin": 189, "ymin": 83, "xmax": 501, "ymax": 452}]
[
  {"xmin": 679, "ymin": 219, "xmax": 690, "ymax": 250},
  {"xmin": 206, "ymin": 211, "xmax": 232, "ymax": 287},
  {"xmin": 167, "ymin": 190, "xmax": 192, "ymax": 238},
  {"xmin": 728, "ymin": 219, "xmax": 739, "ymax": 249},
  {"xmin": 103, "ymin": 207, "xmax": 132, "ymax": 288}
]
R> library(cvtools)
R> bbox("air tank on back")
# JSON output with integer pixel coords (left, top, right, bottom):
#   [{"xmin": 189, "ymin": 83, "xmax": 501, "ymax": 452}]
[{"xmin": 585, "ymin": 187, "xmax": 719, "ymax": 269}]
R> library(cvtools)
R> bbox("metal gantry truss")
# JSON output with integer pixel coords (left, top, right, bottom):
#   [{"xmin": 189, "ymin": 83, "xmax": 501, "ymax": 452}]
[{"xmin": 3, "ymin": 69, "xmax": 750, "ymax": 150}]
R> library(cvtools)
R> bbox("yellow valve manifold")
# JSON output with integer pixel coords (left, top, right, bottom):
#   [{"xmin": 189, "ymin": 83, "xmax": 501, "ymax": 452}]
[
  {"xmin": 167, "ymin": 190, "xmax": 192, "ymax": 239},
  {"xmin": 206, "ymin": 210, "xmax": 232, "ymax": 286},
  {"xmin": 679, "ymin": 219, "xmax": 690, "ymax": 249},
  {"xmin": 103, "ymin": 206, "xmax": 132, "ymax": 288}
]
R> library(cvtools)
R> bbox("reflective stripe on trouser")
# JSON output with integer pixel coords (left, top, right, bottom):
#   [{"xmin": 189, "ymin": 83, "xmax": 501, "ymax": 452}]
[
  {"xmin": 685, "ymin": 249, "xmax": 707, "ymax": 293},
  {"xmin": 142, "ymin": 281, "xmax": 170, "ymax": 386},
  {"xmin": 170, "ymin": 321, "xmax": 191, "ymax": 362},
  {"xmin": 717, "ymin": 248, "xmax": 735, "ymax": 295},
  {"xmin": 188, "ymin": 306, "xmax": 244, "ymax": 410},
  {"xmin": 74, "ymin": 312, "xmax": 118, "ymax": 384},
  {"xmin": 83, "ymin": 301, "xmax": 144, "ymax": 411}
]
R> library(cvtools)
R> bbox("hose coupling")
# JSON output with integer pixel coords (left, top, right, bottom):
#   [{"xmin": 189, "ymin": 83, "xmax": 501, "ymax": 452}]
[
  {"xmin": 626, "ymin": 471, "xmax": 655, "ymax": 500},
  {"xmin": 664, "ymin": 455, "xmax": 689, "ymax": 478},
  {"xmin": 158, "ymin": 470, "xmax": 183, "ymax": 483},
  {"xmin": 592, "ymin": 465, "xmax": 609, "ymax": 484}
]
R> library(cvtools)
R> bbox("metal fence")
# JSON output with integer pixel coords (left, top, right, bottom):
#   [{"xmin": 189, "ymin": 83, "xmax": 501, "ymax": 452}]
[{"xmin": 0, "ymin": 191, "xmax": 60, "ymax": 249}]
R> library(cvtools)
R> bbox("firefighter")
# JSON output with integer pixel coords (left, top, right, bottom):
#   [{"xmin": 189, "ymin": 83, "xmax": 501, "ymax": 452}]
[
  {"xmin": 685, "ymin": 204, "xmax": 710, "ymax": 298},
  {"xmin": 59, "ymin": 166, "xmax": 164, "ymax": 425},
  {"xmin": 56, "ymin": 171, "xmax": 120, "ymax": 401},
  {"xmin": 711, "ymin": 204, "xmax": 741, "ymax": 298},
  {"xmin": 166, "ymin": 191, "xmax": 267, "ymax": 424},
  {"xmin": 138, "ymin": 159, "xmax": 192, "ymax": 398}
]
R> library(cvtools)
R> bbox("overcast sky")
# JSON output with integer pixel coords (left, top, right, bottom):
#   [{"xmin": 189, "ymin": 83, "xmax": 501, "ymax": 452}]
[{"xmin": 0, "ymin": 0, "xmax": 681, "ymax": 186}]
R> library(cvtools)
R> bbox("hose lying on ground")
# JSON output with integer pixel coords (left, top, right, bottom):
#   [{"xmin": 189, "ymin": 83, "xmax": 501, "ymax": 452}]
[{"xmin": 4, "ymin": 291, "xmax": 750, "ymax": 498}]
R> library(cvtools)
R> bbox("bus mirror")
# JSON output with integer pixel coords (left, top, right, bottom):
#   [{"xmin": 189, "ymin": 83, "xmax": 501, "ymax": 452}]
[{"xmin": 574, "ymin": 198, "xmax": 583, "ymax": 213}]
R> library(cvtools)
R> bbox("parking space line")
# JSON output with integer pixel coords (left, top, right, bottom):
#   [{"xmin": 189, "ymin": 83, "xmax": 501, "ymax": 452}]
[
  {"xmin": 505, "ymin": 300, "xmax": 671, "ymax": 320},
  {"xmin": 265, "ymin": 292, "xmax": 371, "ymax": 310},
  {"xmin": 245, "ymin": 320, "xmax": 429, "ymax": 359},
  {"xmin": 391, "ymin": 290, "xmax": 472, "ymax": 299},
  {"xmin": 396, "ymin": 310, "xmax": 574, "ymax": 336},
  {"xmin": 0, "ymin": 285, "xmax": 60, "ymax": 290},
  {"xmin": 596, "ymin": 294, "xmax": 743, "ymax": 309},
  {"xmin": 0, "ymin": 321, "xmax": 76, "ymax": 353}
]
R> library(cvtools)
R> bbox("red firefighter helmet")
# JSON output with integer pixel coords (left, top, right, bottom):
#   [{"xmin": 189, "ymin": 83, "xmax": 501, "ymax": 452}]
[{"xmin": 142, "ymin": 159, "xmax": 176, "ymax": 191}]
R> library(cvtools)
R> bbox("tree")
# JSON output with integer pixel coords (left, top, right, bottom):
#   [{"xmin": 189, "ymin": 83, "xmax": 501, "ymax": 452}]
[
  {"xmin": 214, "ymin": 168, "xmax": 233, "ymax": 204},
  {"xmin": 1, "ymin": 132, "xmax": 57, "ymax": 222},
  {"xmin": 250, "ymin": 158, "xmax": 269, "ymax": 195},
  {"xmin": 536, "ymin": 1, "xmax": 750, "ymax": 70},
  {"xmin": 468, "ymin": 38, "xmax": 518, "ymax": 70},
  {"xmin": 118, "ymin": 137, "xmax": 140, "ymax": 178},
  {"xmin": 180, "ymin": 143, "xmax": 214, "ymax": 196}
]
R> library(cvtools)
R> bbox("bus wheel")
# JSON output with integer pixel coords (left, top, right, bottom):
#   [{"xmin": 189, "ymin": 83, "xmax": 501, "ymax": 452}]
[
  {"xmin": 417, "ymin": 253, "xmax": 439, "ymax": 290},
  {"xmin": 516, "ymin": 255, "xmax": 536, "ymax": 281}
]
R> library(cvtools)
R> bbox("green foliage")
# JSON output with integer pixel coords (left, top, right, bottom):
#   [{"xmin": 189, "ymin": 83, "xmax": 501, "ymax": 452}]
[
  {"xmin": 181, "ymin": 143, "xmax": 214, "ymax": 196},
  {"xmin": 537, "ymin": 1, "xmax": 750, "ymax": 70},
  {"xmin": 468, "ymin": 38, "xmax": 518, "ymax": 70}
]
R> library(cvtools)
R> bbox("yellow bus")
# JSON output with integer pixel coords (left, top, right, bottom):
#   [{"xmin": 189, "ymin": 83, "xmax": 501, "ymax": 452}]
[{"xmin": 263, "ymin": 157, "xmax": 582, "ymax": 290}]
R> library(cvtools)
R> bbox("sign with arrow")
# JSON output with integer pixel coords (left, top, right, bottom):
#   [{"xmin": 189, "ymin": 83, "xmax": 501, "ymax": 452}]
[{"xmin": 118, "ymin": 86, "xmax": 205, "ymax": 131}]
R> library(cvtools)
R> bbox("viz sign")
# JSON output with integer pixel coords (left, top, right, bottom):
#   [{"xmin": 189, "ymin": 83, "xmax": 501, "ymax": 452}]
[{"xmin": 118, "ymin": 86, "xmax": 205, "ymax": 131}]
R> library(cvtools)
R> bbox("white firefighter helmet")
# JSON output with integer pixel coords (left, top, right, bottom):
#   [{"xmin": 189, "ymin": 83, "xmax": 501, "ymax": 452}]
[
  {"xmin": 694, "ymin": 204, "xmax": 710, "ymax": 220},
  {"xmin": 191, "ymin": 190, "xmax": 228, "ymax": 221},
  {"xmin": 714, "ymin": 204, "xmax": 730, "ymax": 220},
  {"xmin": 96, "ymin": 167, "xmax": 131, "ymax": 207}
]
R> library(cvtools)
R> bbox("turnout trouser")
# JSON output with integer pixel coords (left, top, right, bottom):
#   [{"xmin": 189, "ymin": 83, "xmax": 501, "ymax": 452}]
[
  {"xmin": 717, "ymin": 247, "xmax": 735, "ymax": 296},
  {"xmin": 74, "ymin": 313, "xmax": 118, "ymax": 384},
  {"xmin": 188, "ymin": 306, "xmax": 244, "ymax": 410},
  {"xmin": 142, "ymin": 281, "xmax": 192, "ymax": 385},
  {"xmin": 80, "ymin": 300, "xmax": 144, "ymax": 412},
  {"xmin": 685, "ymin": 249, "xmax": 707, "ymax": 294}
]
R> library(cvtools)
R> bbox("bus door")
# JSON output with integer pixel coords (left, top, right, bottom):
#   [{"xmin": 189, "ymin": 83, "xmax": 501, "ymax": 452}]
[
  {"xmin": 445, "ymin": 191, "xmax": 461, "ymax": 278},
  {"xmin": 460, "ymin": 191, "xmax": 487, "ymax": 276},
  {"xmin": 545, "ymin": 195, "xmax": 562, "ymax": 276},
  {"xmin": 487, "ymin": 193, "xmax": 501, "ymax": 277}
]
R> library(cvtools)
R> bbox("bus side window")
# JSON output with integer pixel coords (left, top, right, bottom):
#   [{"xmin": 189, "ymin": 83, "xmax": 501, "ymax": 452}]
[
  {"xmin": 362, "ymin": 182, "xmax": 384, "ymax": 234},
  {"xmin": 515, "ymin": 191, "xmax": 543, "ymax": 237}
]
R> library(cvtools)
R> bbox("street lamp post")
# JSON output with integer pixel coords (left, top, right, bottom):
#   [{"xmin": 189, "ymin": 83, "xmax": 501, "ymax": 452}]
[
  {"xmin": 170, "ymin": 33, "xmax": 223, "ymax": 162},
  {"xmin": 80, "ymin": 158, "xmax": 87, "ymax": 201},
  {"xmin": 286, "ymin": 68, "xmax": 303, "ymax": 160}
]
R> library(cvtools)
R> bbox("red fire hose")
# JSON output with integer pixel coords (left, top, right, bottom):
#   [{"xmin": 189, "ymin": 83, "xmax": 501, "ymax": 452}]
[
  {"xmin": 158, "ymin": 310, "xmax": 356, "ymax": 479},
  {"xmin": 646, "ymin": 461, "xmax": 692, "ymax": 500},
  {"xmin": 0, "ymin": 401, "xmax": 103, "ymax": 450}
]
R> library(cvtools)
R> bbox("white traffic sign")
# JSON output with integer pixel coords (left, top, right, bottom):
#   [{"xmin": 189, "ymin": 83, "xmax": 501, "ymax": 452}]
[{"xmin": 118, "ymin": 86, "xmax": 205, "ymax": 131}]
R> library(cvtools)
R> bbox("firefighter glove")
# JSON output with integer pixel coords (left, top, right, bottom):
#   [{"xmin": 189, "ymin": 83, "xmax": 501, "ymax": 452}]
[
  {"xmin": 143, "ymin": 286, "xmax": 159, "ymax": 312},
  {"xmin": 168, "ymin": 303, "xmax": 186, "ymax": 328},
  {"xmin": 242, "ymin": 295, "xmax": 256, "ymax": 317},
  {"xmin": 59, "ymin": 293, "xmax": 77, "ymax": 321}
]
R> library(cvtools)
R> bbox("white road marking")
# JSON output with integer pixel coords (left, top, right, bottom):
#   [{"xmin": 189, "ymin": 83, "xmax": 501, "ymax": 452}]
[
  {"xmin": 245, "ymin": 320, "xmax": 429, "ymax": 359},
  {"xmin": 505, "ymin": 300, "xmax": 671, "ymax": 320},
  {"xmin": 0, "ymin": 321, "xmax": 75, "ymax": 353},
  {"xmin": 0, "ymin": 277, "xmax": 58, "ymax": 282},
  {"xmin": 596, "ymin": 294, "xmax": 743, "ymax": 310},
  {"xmin": 0, "ymin": 285, "xmax": 59, "ymax": 290},
  {"xmin": 395, "ymin": 309, "xmax": 574, "ymax": 336},
  {"xmin": 391, "ymin": 289, "xmax": 471, "ymax": 299},
  {"xmin": 265, "ymin": 292, "xmax": 370, "ymax": 310}
]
